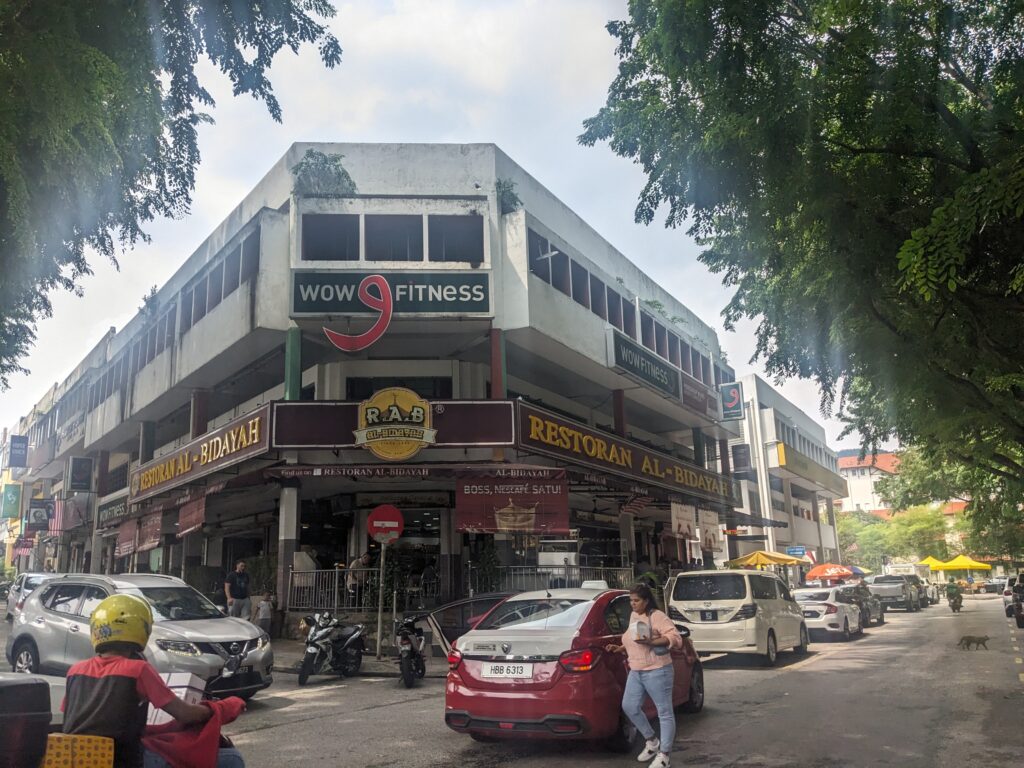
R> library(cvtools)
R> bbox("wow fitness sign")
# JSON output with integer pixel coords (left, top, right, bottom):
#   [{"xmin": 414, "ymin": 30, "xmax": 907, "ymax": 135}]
[{"xmin": 292, "ymin": 271, "xmax": 491, "ymax": 352}]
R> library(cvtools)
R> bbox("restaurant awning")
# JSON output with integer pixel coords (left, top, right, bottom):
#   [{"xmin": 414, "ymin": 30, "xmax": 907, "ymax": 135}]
[{"xmin": 114, "ymin": 520, "xmax": 138, "ymax": 558}]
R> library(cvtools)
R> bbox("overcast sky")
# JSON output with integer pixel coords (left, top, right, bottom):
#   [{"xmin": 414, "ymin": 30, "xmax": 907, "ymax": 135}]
[{"xmin": 1, "ymin": 0, "xmax": 864, "ymax": 451}]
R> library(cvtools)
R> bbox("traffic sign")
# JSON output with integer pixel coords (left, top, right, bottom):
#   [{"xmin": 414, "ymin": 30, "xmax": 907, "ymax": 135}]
[
  {"xmin": 786, "ymin": 546, "xmax": 807, "ymax": 557},
  {"xmin": 368, "ymin": 504, "xmax": 404, "ymax": 543}
]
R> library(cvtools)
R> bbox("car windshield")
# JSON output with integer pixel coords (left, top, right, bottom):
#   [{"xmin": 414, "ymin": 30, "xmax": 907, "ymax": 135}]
[
  {"xmin": 674, "ymin": 574, "xmax": 746, "ymax": 601},
  {"xmin": 122, "ymin": 586, "xmax": 223, "ymax": 621},
  {"xmin": 873, "ymin": 576, "xmax": 906, "ymax": 584},
  {"xmin": 475, "ymin": 599, "xmax": 589, "ymax": 630},
  {"xmin": 795, "ymin": 591, "xmax": 832, "ymax": 602}
]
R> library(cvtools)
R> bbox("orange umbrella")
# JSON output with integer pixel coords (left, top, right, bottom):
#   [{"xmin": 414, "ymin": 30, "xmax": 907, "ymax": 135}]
[{"xmin": 806, "ymin": 563, "xmax": 855, "ymax": 581}]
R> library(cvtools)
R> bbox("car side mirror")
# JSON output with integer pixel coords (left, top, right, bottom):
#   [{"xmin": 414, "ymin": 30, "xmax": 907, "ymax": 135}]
[{"xmin": 675, "ymin": 623, "xmax": 691, "ymax": 637}]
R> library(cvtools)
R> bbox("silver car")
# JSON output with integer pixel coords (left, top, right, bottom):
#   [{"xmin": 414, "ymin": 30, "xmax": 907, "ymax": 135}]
[
  {"xmin": 5, "ymin": 573, "xmax": 273, "ymax": 700},
  {"xmin": 4, "ymin": 573, "xmax": 60, "ymax": 622}
]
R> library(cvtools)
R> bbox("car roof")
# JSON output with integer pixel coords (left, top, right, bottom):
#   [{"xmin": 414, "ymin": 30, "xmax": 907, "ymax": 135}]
[
  {"xmin": 40, "ymin": 573, "xmax": 187, "ymax": 590},
  {"xmin": 676, "ymin": 569, "xmax": 769, "ymax": 578},
  {"xmin": 504, "ymin": 588, "xmax": 622, "ymax": 602}
]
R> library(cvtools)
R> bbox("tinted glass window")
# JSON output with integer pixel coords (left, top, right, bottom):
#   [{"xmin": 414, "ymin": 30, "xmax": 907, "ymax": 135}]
[
  {"xmin": 122, "ymin": 587, "xmax": 223, "ymax": 621},
  {"xmin": 604, "ymin": 596, "xmax": 632, "ymax": 633},
  {"xmin": 79, "ymin": 586, "xmax": 108, "ymax": 618},
  {"xmin": 750, "ymin": 576, "xmax": 777, "ymax": 600},
  {"xmin": 874, "ymin": 575, "xmax": 905, "ymax": 584},
  {"xmin": 778, "ymin": 583, "xmax": 794, "ymax": 601},
  {"xmin": 673, "ymin": 574, "xmax": 747, "ymax": 601},
  {"xmin": 302, "ymin": 214, "xmax": 360, "ymax": 261},
  {"xmin": 795, "ymin": 590, "xmax": 832, "ymax": 602},
  {"xmin": 48, "ymin": 585, "xmax": 85, "ymax": 614},
  {"xmin": 476, "ymin": 599, "xmax": 589, "ymax": 630}
]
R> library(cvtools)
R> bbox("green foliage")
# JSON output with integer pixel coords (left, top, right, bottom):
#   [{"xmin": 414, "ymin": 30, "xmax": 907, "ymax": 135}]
[
  {"xmin": 496, "ymin": 178, "xmax": 522, "ymax": 215},
  {"xmin": 838, "ymin": 506, "xmax": 948, "ymax": 570},
  {"xmin": 582, "ymin": 1, "xmax": 1024, "ymax": 487},
  {"xmin": 291, "ymin": 150, "xmax": 358, "ymax": 197},
  {"xmin": 0, "ymin": 1, "xmax": 342, "ymax": 388}
]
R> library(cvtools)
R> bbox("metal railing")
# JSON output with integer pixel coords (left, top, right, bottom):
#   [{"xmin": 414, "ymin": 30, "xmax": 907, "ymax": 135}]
[
  {"xmin": 465, "ymin": 565, "xmax": 635, "ymax": 595},
  {"xmin": 287, "ymin": 568, "xmax": 381, "ymax": 612}
]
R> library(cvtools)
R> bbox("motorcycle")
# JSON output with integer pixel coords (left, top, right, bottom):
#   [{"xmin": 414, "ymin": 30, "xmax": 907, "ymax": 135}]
[
  {"xmin": 298, "ymin": 612, "xmax": 365, "ymax": 686},
  {"xmin": 395, "ymin": 614, "xmax": 427, "ymax": 689},
  {"xmin": 0, "ymin": 582, "xmax": 10, "ymax": 601},
  {"xmin": 947, "ymin": 593, "xmax": 963, "ymax": 613}
]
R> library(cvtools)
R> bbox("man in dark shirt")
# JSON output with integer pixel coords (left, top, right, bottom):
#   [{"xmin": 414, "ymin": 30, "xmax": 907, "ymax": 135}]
[{"xmin": 224, "ymin": 560, "xmax": 251, "ymax": 618}]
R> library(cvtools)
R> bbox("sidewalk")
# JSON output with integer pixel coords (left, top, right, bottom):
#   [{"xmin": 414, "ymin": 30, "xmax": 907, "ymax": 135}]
[{"xmin": 271, "ymin": 638, "xmax": 447, "ymax": 678}]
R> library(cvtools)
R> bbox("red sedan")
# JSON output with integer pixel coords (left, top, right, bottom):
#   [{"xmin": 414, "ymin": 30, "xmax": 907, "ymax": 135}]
[{"xmin": 444, "ymin": 587, "xmax": 704, "ymax": 749}]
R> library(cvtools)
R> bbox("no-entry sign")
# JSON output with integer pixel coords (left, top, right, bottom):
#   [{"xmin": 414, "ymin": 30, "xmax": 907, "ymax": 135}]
[{"xmin": 368, "ymin": 504, "xmax": 404, "ymax": 543}]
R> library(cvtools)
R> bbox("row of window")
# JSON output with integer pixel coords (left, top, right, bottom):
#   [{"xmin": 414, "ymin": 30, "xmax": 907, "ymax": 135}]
[
  {"xmin": 527, "ymin": 228, "xmax": 725, "ymax": 388},
  {"xmin": 87, "ymin": 228, "xmax": 261, "ymax": 412},
  {"xmin": 301, "ymin": 213, "xmax": 485, "ymax": 264},
  {"xmin": 774, "ymin": 419, "xmax": 838, "ymax": 473}
]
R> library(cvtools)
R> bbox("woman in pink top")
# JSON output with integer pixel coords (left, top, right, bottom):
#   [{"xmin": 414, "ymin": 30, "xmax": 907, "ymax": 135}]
[{"xmin": 605, "ymin": 583, "xmax": 683, "ymax": 768}]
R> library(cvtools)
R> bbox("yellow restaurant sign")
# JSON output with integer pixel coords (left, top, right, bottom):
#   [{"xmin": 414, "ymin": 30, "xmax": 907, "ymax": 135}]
[
  {"xmin": 129, "ymin": 406, "xmax": 270, "ymax": 503},
  {"xmin": 355, "ymin": 388, "xmax": 437, "ymax": 461}
]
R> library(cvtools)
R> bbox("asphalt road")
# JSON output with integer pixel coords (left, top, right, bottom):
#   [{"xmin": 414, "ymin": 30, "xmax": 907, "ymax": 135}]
[
  {"xmin": 5, "ymin": 596, "xmax": 1022, "ymax": 767},
  {"xmin": 222, "ymin": 595, "xmax": 1024, "ymax": 768}
]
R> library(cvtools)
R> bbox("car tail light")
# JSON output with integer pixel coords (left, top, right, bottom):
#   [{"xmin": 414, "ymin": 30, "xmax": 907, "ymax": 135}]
[
  {"xmin": 15, "ymin": 598, "xmax": 26, "ymax": 612},
  {"xmin": 447, "ymin": 649, "xmax": 462, "ymax": 671},
  {"xmin": 1005, "ymin": 589, "xmax": 1012, "ymax": 597},
  {"xmin": 729, "ymin": 604, "xmax": 757, "ymax": 621},
  {"xmin": 824, "ymin": 604, "xmax": 839, "ymax": 615},
  {"xmin": 559, "ymin": 648, "xmax": 601, "ymax": 673},
  {"xmin": 668, "ymin": 605, "xmax": 688, "ymax": 622}
]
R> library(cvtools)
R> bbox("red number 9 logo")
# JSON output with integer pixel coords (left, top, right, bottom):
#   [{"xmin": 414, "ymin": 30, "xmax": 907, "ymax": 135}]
[{"xmin": 323, "ymin": 275, "xmax": 393, "ymax": 352}]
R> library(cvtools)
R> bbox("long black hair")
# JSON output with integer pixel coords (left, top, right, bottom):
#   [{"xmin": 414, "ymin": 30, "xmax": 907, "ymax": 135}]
[{"xmin": 630, "ymin": 583, "xmax": 657, "ymax": 615}]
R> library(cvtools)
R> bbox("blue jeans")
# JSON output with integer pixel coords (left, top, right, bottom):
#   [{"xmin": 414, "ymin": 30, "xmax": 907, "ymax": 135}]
[
  {"xmin": 622, "ymin": 664, "xmax": 676, "ymax": 753},
  {"xmin": 143, "ymin": 747, "xmax": 245, "ymax": 768}
]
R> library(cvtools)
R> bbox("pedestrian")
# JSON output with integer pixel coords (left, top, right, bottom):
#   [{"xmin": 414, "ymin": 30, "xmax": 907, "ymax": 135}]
[
  {"xmin": 605, "ymin": 583, "xmax": 683, "ymax": 768},
  {"xmin": 251, "ymin": 592, "xmax": 274, "ymax": 635},
  {"xmin": 224, "ymin": 560, "xmax": 251, "ymax": 618},
  {"xmin": 346, "ymin": 552, "xmax": 373, "ymax": 606}
]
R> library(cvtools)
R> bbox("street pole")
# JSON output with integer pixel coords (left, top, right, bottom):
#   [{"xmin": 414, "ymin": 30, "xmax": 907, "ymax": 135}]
[{"xmin": 376, "ymin": 541, "xmax": 387, "ymax": 660}]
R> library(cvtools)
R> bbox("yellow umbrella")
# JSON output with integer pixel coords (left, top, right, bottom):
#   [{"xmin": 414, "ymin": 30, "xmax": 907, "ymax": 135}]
[
  {"xmin": 916, "ymin": 555, "xmax": 944, "ymax": 570},
  {"xmin": 726, "ymin": 550, "xmax": 802, "ymax": 567},
  {"xmin": 933, "ymin": 554, "xmax": 992, "ymax": 571}
]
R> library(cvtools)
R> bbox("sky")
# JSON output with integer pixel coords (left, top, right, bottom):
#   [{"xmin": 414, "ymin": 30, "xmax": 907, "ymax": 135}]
[{"xmin": 0, "ymin": 0, "xmax": 863, "ymax": 451}]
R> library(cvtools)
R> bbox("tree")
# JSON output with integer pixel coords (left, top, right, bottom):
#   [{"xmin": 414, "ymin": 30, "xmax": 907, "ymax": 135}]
[
  {"xmin": 885, "ymin": 506, "xmax": 949, "ymax": 561},
  {"xmin": 0, "ymin": 1, "xmax": 342, "ymax": 388},
  {"xmin": 582, "ymin": 1, "xmax": 1024, "ymax": 485}
]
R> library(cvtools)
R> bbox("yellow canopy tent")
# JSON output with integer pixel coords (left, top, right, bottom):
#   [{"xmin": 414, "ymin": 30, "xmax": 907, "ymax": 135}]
[
  {"xmin": 933, "ymin": 554, "xmax": 992, "ymax": 571},
  {"xmin": 726, "ymin": 550, "xmax": 802, "ymax": 567},
  {"xmin": 916, "ymin": 555, "xmax": 944, "ymax": 570}
]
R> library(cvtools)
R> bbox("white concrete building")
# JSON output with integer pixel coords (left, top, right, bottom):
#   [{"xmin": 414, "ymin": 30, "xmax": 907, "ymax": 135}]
[{"xmin": 837, "ymin": 452, "xmax": 899, "ymax": 512}]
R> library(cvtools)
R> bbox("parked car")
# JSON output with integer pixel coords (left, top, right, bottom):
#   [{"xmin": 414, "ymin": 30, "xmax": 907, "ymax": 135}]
[
  {"xmin": 422, "ymin": 593, "xmax": 512, "ymax": 656},
  {"xmin": 793, "ymin": 587, "xmax": 863, "ymax": 640},
  {"xmin": 666, "ymin": 569, "xmax": 809, "ymax": 666},
  {"xmin": 836, "ymin": 583, "xmax": 884, "ymax": 628},
  {"xmin": 865, "ymin": 574, "xmax": 919, "ymax": 611},
  {"xmin": 5, "ymin": 573, "xmax": 273, "ymax": 700},
  {"xmin": 4, "ymin": 573, "xmax": 60, "ymax": 622},
  {"xmin": 903, "ymin": 575, "xmax": 931, "ymax": 608},
  {"xmin": 1003, "ymin": 575, "xmax": 1019, "ymax": 617},
  {"xmin": 985, "ymin": 577, "xmax": 1007, "ymax": 594},
  {"xmin": 445, "ymin": 587, "xmax": 703, "ymax": 748},
  {"xmin": 919, "ymin": 577, "xmax": 941, "ymax": 605}
]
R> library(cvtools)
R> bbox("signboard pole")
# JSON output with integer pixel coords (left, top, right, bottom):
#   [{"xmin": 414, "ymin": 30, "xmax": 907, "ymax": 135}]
[{"xmin": 375, "ymin": 541, "xmax": 388, "ymax": 660}]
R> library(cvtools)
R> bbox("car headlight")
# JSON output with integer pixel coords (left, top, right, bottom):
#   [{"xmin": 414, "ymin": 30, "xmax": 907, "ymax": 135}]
[
  {"xmin": 257, "ymin": 631, "xmax": 271, "ymax": 650},
  {"xmin": 156, "ymin": 640, "xmax": 202, "ymax": 657}
]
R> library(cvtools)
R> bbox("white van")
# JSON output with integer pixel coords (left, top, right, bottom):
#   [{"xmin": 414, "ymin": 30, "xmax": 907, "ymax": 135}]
[{"xmin": 665, "ymin": 570, "xmax": 808, "ymax": 666}]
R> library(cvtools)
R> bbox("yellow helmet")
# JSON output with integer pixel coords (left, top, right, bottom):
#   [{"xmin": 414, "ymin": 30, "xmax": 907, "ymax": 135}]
[{"xmin": 90, "ymin": 594, "xmax": 153, "ymax": 651}]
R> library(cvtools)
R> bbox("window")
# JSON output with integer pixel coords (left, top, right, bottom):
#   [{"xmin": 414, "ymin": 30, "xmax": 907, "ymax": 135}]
[
  {"xmin": 622, "ymin": 301, "xmax": 637, "ymax": 339},
  {"xmin": 192, "ymin": 276, "xmax": 208, "ymax": 324},
  {"xmin": 428, "ymin": 215, "xmax": 484, "ymax": 264},
  {"xmin": 750, "ymin": 576, "xmax": 777, "ymax": 600},
  {"xmin": 207, "ymin": 263, "xmax": 223, "ymax": 311},
  {"xmin": 691, "ymin": 347, "xmax": 702, "ymax": 381},
  {"xmin": 476, "ymin": 599, "xmax": 589, "ymax": 630},
  {"xmin": 570, "ymin": 260, "xmax": 589, "ymax": 308},
  {"xmin": 589, "ymin": 275, "xmax": 607, "ymax": 320},
  {"xmin": 365, "ymin": 214, "xmax": 423, "ymax": 261},
  {"xmin": 79, "ymin": 586, "xmax": 108, "ymax": 618},
  {"xmin": 223, "ymin": 247, "xmax": 241, "ymax": 295},
  {"xmin": 700, "ymin": 355, "xmax": 711, "ymax": 385},
  {"xmin": 640, "ymin": 312, "xmax": 655, "ymax": 350},
  {"xmin": 667, "ymin": 332, "xmax": 680, "ymax": 367},
  {"xmin": 528, "ymin": 229, "xmax": 552, "ymax": 283},
  {"xmin": 163, "ymin": 305, "xmax": 176, "ymax": 348},
  {"xmin": 155, "ymin": 317, "xmax": 167, "ymax": 356},
  {"xmin": 680, "ymin": 342, "xmax": 692, "ymax": 374},
  {"xmin": 655, "ymin": 322, "xmax": 668, "ymax": 358},
  {"xmin": 346, "ymin": 377, "xmax": 452, "ymax": 401},
  {"xmin": 551, "ymin": 251, "xmax": 570, "ymax": 296},
  {"xmin": 607, "ymin": 288, "xmax": 623, "ymax": 330},
  {"xmin": 241, "ymin": 229, "xmax": 260, "ymax": 281},
  {"xmin": 604, "ymin": 596, "xmax": 632, "ymax": 633},
  {"xmin": 47, "ymin": 584, "xmax": 85, "ymax": 615},
  {"xmin": 302, "ymin": 213, "xmax": 359, "ymax": 261},
  {"xmin": 180, "ymin": 288, "xmax": 193, "ymax": 333},
  {"xmin": 673, "ymin": 573, "xmax": 746, "ymax": 601}
]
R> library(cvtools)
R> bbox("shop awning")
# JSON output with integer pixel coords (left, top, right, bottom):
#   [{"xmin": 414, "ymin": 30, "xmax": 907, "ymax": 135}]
[
  {"xmin": 114, "ymin": 520, "xmax": 138, "ymax": 558},
  {"xmin": 137, "ymin": 512, "xmax": 163, "ymax": 552},
  {"xmin": 177, "ymin": 498, "xmax": 206, "ymax": 538}
]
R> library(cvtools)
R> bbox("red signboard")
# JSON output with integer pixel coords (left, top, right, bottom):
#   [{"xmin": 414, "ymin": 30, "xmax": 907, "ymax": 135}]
[
  {"xmin": 137, "ymin": 512, "xmax": 163, "ymax": 552},
  {"xmin": 455, "ymin": 468, "xmax": 569, "ymax": 534},
  {"xmin": 177, "ymin": 498, "xmax": 207, "ymax": 539},
  {"xmin": 114, "ymin": 520, "xmax": 138, "ymax": 558},
  {"xmin": 368, "ymin": 504, "xmax": 404, "ymax": 543}
]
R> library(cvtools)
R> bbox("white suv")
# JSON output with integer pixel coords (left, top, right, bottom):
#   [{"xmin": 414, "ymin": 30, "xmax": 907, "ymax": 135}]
[{"xmin": 666, "ymin": 570, "xmax": 809, "ymax": 666}]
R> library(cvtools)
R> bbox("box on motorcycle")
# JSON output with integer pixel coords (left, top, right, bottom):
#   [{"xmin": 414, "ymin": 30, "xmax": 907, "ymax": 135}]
[{"xmin": 0, "ymin": 676, "xmax": 52, "ymax": 768}]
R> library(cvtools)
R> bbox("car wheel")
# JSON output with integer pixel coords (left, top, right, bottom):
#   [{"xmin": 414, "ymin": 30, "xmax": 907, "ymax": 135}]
[
  {"xmin": 793, "ymin": 625, "xmax": 810, "ymax": 656},
  {"xmin": 1016, "ymin": 614, "xmax": 1024, "ymax": 630},
  {"xmin": 605, "ymin": 714, "xmax": 639, "ymax": 753},
  {"xmin": 298, "ymin": 654, "xmax": 315, "ymax": 686},
  {"xmin": 841, "ymin": 619, "xmax": 851, "ymax": 642},
  {"xmin": 762, "ymin": 631, "xmax": 778, "ymax": 667},
  {"xmin": 859, "ymin": 611, "xmax": 869, "ymax": 631},
  {"xmin": 12, "ymin": 641, "xmax": 39, "ymax": 674},
  {"xmin": 679, "ymin": 660, "xmax": 705, "ymax": 713}
]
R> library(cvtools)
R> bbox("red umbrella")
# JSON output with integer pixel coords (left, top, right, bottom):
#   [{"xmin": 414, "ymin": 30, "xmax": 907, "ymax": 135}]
[{"xmin": 805, "ymin": 563, "xmax": 855, "ymax": 581}]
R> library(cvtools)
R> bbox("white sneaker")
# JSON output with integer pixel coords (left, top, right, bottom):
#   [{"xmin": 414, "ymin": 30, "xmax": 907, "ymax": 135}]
[
  {"xmin": 638, "ymin": 738, "xmax": 660, "ymax": 762},
  {"xmin": 648, "ymin": 753, "xmax": 671, "ymax": 768}
]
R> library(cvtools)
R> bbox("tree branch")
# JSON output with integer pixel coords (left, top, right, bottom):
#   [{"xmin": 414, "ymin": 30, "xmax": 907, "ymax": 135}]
[{"xmin": 823, "ymin": 138, "xmax": 973, "ymax": 172}]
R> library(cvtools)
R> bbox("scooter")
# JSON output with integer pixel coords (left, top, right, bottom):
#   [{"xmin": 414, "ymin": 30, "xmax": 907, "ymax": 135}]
[
  {"xmin": 395, "ymin": 614, "xmax": 427, "ymax": 688},
  {"xmin": 947, "ymin": 593, "xmax": 963, "ymax": 613},
  {"xmin": 297, "ymin": 612, "xmax": 365, "ymax": 686}
]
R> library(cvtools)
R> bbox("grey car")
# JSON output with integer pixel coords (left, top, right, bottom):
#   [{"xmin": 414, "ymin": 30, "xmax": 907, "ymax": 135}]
[
  {"xmin": 5, "ymin": 573, "xmax": 273, "ymax": 700},
  {"xmin": 4, "ymin": 573, "xmax": 60, "ymax": 622}
]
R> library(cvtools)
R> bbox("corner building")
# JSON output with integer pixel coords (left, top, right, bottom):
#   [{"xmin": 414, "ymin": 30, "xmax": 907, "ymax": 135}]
[{"xmin": 7, "ymin": 144, "xmax": 776, "ymax": 609}]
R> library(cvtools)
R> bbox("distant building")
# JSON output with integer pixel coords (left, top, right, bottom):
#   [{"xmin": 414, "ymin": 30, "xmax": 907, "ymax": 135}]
[{"xmin": 837, "ymin": 451, "xmax": 899, "ymax": 513}]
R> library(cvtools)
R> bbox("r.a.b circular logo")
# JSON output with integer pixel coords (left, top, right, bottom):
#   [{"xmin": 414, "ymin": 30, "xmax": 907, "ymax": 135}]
[{"xmin": 354, "ymin": 388, "xmax": 437, "ymax": 461}]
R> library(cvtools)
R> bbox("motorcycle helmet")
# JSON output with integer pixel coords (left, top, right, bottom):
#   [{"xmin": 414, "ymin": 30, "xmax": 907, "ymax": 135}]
[{"xmin": 90, "ymin": 594, "xmax": 153, "ymax": 651}]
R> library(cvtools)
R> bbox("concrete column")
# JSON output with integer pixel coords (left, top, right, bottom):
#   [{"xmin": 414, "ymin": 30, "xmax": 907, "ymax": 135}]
[
  {"xmin": 190, "ymin": 390, "xmax": 209, "ymax": 438},
  {"xmin": 139, "ymin": 422, "xmax": 156, "ymax": 464},
  {"xmin": 718, "ymin": 439, "xmax": 731, "ymax": 475},
  {"xmin": 613, "ymin": 390, "xmax": 627, "ymax": 436},
  {"xmin": 812, "ymin": 494, "xmax": 826, "ymax": 562},
  {"xmin": 489, "ymin": 328, "xmax": 506, "ymax": 399},
  {"xmin": 277, "ymin": 485, "xmax": 300, "ymax": 609},
  {"xmin": 783, "ymin": 480, "xmax": 797, "ymax": 541},
  {"xmin": 692, "ymin": 428, "xmax": 706, "ymax": 468},
  {"xmin": 284, "ymin": 327, "xmax": 302, "ymax": 402},
  {"xmin": 618, "ymin": 512, "xmax": 635, "ymax": 567}
]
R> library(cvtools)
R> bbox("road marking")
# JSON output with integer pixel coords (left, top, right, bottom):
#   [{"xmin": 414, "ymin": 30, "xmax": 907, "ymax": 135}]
[
  {"xmin": 1016, "ymin": 658, "xmax": 1023, "ymax": 664},
  {"xmin": 1020, "ymin": 673, "xmax": 1024, "ymax": 684}
]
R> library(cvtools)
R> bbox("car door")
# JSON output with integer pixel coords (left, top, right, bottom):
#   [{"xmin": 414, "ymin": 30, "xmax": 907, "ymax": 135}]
[
  {"xmin": 35, "ymin": 583, "xmax": 86, "ymax": 674},
  {"xmin": 774, "ymin": 580, "xmax": 802, "ymax": 647},
  {"xmin": 601, "ymin": 595, "xmax": 633, "ymax": 699},
  {"xmin": 64, "ymin": 586, "xmax": 108, "ymax": 668},
  {"xmin": 749, "ymin": 575, "xmax": 779, "ymax": 645}
]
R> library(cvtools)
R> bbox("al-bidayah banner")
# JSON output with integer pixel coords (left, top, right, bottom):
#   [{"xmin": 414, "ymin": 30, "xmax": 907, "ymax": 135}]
[
  {"xmin": 700, "ymin": 509, "xmax": 723, "ymax": 552},
  {"xmin": 1, "ymin": 483, "xmax": 22, "ymax": 520},
  {"xmin": 671, "ymin": 502, "xmax": 698, "ymax": 541},
  {"xmin": 455, "ymin": 467, "xmax": 569, "ymax": 534}
]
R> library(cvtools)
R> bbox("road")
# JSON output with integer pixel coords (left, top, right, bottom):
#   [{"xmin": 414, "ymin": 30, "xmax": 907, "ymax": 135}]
[
  {"xmin": 4, "ymin": 595, "xmax": 1022, "ymax": 767},
  {"xmin": 223, "ymin": 595, "xmax": 1024, "ymax": 768}
]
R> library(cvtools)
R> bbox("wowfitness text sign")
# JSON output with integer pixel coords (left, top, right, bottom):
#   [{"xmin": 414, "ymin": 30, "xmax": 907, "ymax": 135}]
[
  {"xmin": 129, "ymin": 406, "xmax": 270, "ymax": 503},
  {"xmin": 516, "ymin": 402, "xmax": 741, "ymax": 507},
  {"xmin": 607, "ymin": 330, "xmax": 681, "ymax": 399}
]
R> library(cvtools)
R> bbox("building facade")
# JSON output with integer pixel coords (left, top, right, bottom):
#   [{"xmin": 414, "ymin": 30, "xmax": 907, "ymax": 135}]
[
  {"xmin": 2, "ymin": 143, "xmax": 769, "ymax": 607},
  {"xmin": 837, "ymin": 451, "xmax": 899, "ymax": 513},
  {"xmin": 726, "ymin": 375, "xmax": 846, "ymax": 565}
]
